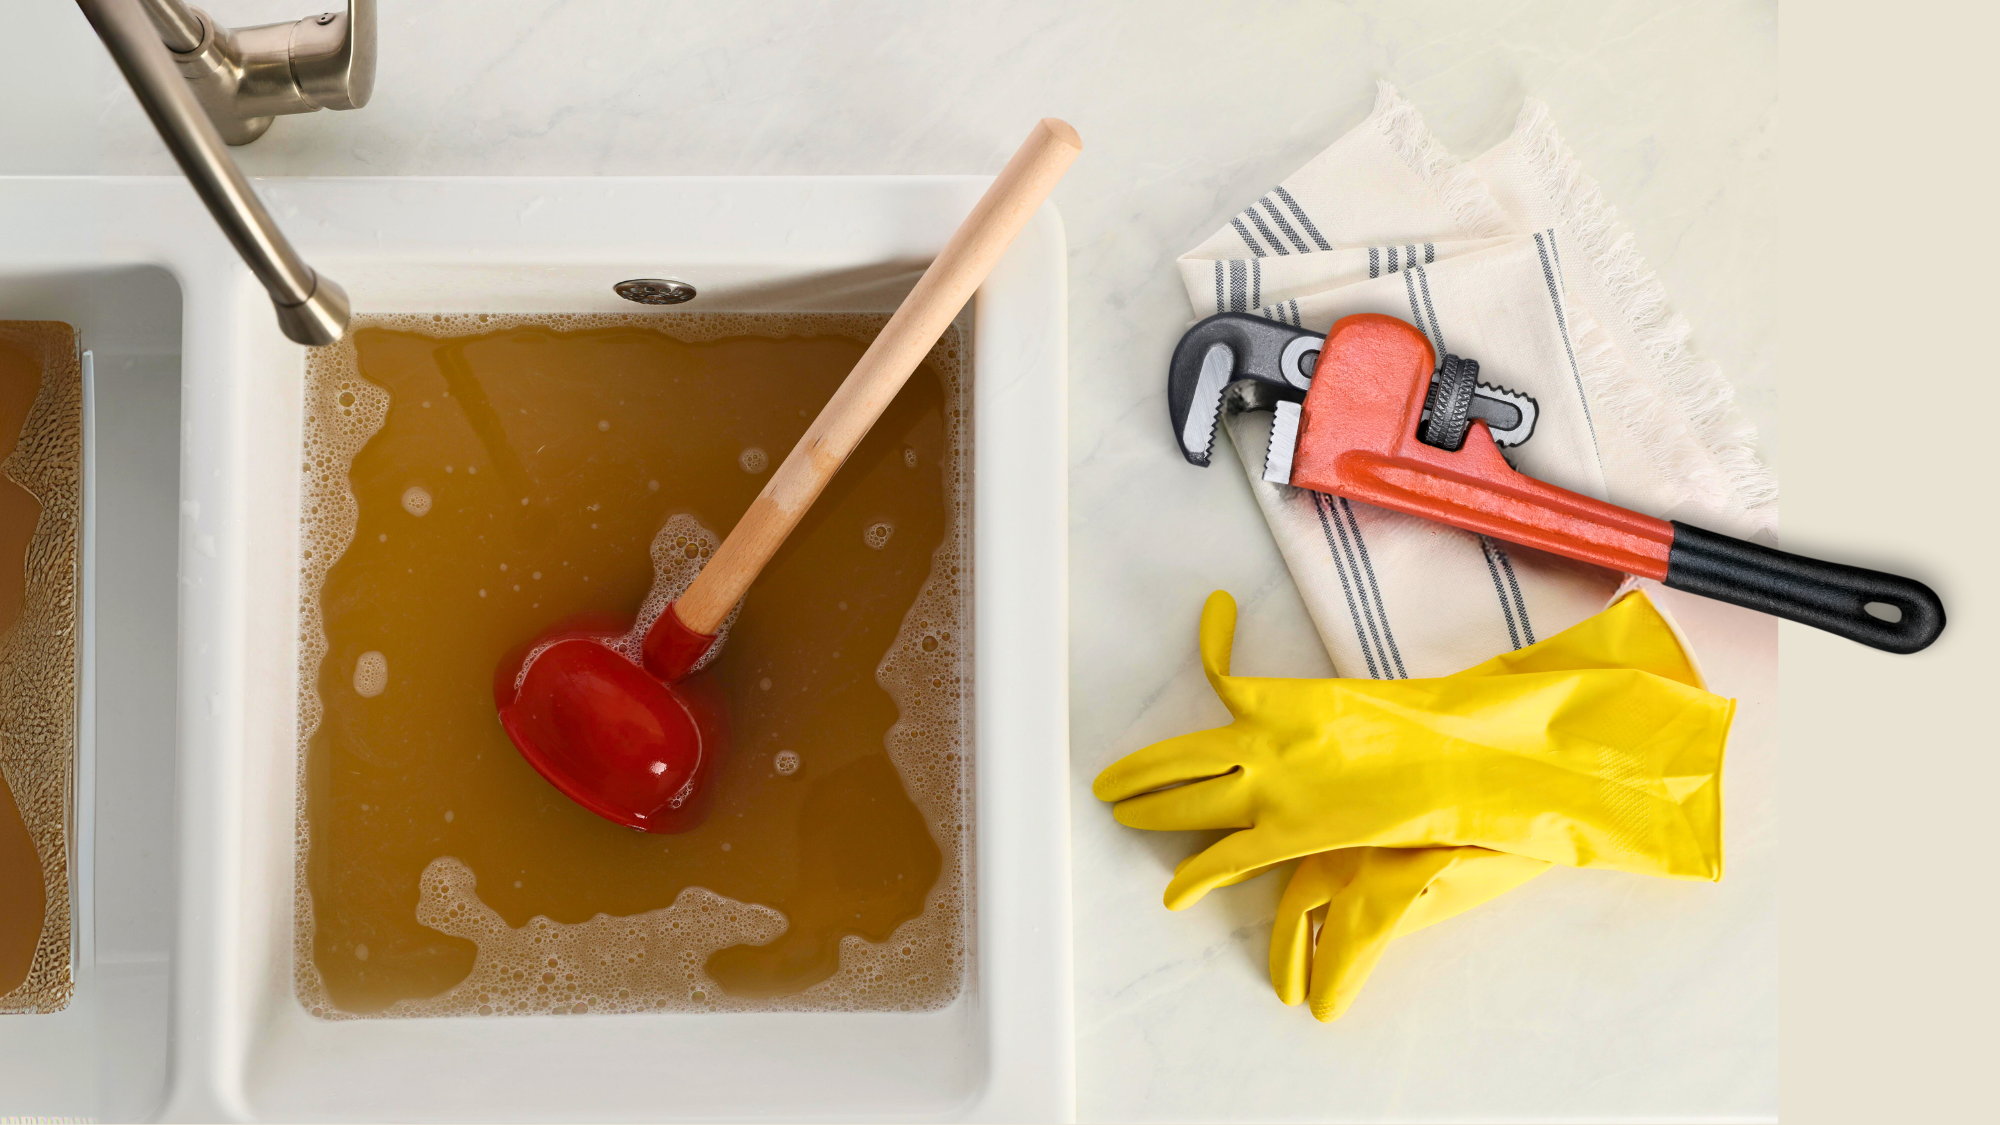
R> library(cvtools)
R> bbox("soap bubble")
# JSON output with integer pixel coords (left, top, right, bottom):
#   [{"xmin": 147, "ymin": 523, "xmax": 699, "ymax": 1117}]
[{"xmin": 353, "ymin": 651, "xmax": 389, "ymax": 698}]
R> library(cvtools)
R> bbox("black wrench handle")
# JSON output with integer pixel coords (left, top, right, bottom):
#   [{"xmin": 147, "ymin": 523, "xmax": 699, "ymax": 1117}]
[{"xmin": 1662, "ymin": 521, "xmax": 1946, "ymax": 654}]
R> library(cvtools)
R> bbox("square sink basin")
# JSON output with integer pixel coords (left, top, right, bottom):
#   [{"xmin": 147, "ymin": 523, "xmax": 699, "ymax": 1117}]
[
  {"xmin": 0, "ymin": 254, "xmax": 182, "ymax": 1120},
  {"xmin": 0, "ymin": 177, "xmax": 1071, "ymax": 1122}
]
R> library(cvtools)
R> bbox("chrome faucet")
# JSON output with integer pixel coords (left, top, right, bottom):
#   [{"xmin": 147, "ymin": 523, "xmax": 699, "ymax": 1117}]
[
  {"xmin": 75, "ymin": 0, "xmax": 376, "ymax": 345},
  {"xmin": 132, "ymin": 0, "xmax": 375, "ymax": 145}
]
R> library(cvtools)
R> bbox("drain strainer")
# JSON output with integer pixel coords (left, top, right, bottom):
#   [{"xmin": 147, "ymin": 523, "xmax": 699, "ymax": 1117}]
[{"xmin": 613, "ymin": 278, "xmax": 697, "ymax": 305}]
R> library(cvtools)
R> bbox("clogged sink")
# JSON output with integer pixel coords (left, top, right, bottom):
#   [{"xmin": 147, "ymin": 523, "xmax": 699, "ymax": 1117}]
[{"xmin": 0, "ymin": 176, "xmax": 1071, "ymax": 1122}]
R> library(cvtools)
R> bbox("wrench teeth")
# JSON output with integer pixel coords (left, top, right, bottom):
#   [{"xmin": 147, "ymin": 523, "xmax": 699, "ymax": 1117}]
[
  {"xmin": 1263, "ymin": 401, "xmax": 1302, "ymax": 484},
  {"xmin": 1178, "ymin": 342, "xmax": 1235, "ymax": 465}
]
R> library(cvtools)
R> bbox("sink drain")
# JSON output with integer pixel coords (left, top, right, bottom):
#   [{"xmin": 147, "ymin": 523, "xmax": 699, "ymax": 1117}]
[{"xmin": 613, "ymin": 278, "xmax": 697, "ymax": 305}]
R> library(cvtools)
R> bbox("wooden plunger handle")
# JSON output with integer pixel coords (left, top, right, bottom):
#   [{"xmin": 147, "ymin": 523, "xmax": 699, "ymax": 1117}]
[{"xmin": 674, "ymin": 118, "xmax": 1082, "ymax": 633}]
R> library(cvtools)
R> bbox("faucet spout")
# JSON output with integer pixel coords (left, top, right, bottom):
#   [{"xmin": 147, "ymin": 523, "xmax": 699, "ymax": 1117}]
[{"xmin": 77, "ymin": 0, "xmax": 350, "ymax": 346}]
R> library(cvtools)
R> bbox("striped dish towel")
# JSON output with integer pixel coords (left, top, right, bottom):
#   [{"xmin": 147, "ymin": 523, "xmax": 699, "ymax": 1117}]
[{"xmin": 1177, "ymin": 84, "xmax": 1776, "ymax": 678}]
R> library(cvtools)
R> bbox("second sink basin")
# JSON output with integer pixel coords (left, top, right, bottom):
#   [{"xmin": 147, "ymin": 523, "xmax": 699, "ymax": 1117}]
[{"xmin": 0, "ymin": 254, "xmax": 182, "ymax": 1121}]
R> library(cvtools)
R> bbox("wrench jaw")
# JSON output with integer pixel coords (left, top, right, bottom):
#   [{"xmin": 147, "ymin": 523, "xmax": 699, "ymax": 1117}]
[
  {"xmin": 1175, "ymin": 343, "xmax": 1236, "ymax": 467},
  {"xmin": 1262, "ymin": 401, "xmax": 1303, "ymax": 484},
  {"xmin": 1167, "ymin": 313, "xmax": 1323, "ymax": 466}
]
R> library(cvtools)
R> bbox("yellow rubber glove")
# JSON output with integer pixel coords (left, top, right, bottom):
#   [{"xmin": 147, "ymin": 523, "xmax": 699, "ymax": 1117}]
[
  {"xmin": 1273, "ymin": 846, "xmax": 1549, "ymax": 1022},
  {"xmin": 1269, "ymin": 589, "xmax": 1722, "ymax": 1022},
  {"xmin": 1093, "ymin": 590, "xmax": 1733, "ymax": 910}
]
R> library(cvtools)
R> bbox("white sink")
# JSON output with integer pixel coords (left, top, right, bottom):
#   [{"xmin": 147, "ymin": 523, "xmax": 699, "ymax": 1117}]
[{"xmin": 0, "ymin": 177, "xmax": 1073, "ymax": 1122}]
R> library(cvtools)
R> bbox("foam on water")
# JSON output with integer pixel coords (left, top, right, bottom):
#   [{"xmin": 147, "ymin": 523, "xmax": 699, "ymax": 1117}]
[
  {"xmin": 351, "ymin": 651, "xmax": 388, "ymax": 698},
  {"xmin": 294, "ymin": 311, "xmax": 973, "ymax": 1018}
]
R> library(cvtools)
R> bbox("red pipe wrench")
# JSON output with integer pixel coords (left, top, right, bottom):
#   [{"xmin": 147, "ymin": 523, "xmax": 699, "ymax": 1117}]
[{"xmin": 1168, "ymin": 312, "xmax": 1945, "ymax": 653}]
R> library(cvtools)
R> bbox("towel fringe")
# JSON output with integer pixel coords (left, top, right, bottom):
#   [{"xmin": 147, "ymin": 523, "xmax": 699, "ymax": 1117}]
[
  {"xmin": 1368, "ymin": 82, "xmax": 1512, "ymax": 241},
  {"xmin": 1511, "ymin": 99, "xmax": 1779, "ymax": 531}
]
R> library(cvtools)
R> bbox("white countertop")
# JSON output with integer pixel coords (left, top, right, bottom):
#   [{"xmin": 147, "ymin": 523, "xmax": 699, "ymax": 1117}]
[{"xmin": 6, "ymin": 2, "xmax": 1782, "ymax": 1119}]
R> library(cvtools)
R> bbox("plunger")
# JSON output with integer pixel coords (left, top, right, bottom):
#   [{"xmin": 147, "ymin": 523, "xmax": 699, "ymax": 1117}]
[{"xmin": 494, "ymin": 119, "xmax": 1082, "ymax": 831}]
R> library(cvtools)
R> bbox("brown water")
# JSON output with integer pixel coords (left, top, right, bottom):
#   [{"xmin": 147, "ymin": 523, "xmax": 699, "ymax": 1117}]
[
  {"xmin": 0, "ymin": 321, "xmax": 81, "ymax": 1015},
  {"xmin": 297, "ymin": 314, "xmax": 971, "ymax": 1018},
  {"xmin": 0, "ymin": 767, "xmax": 39, "ymax": 998},
  {"xmin": 0, "ymin": 328, "xmax": 46, "ymax": 1000}
]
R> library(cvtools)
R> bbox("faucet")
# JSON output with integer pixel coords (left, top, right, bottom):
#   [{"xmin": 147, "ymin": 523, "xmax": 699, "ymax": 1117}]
[
  {"xmin": 130, "ymin": 0, "xmax": 376, "ymax": 146},
  {"xmin": 75, "ymin": 0, "xmax": 376, "ymax": 345}
]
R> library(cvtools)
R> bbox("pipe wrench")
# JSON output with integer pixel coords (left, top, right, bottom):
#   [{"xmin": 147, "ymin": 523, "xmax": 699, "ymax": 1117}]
[{"xmin": 1168, "ymin": 312, "xmax": 1945, "ymax": 654}]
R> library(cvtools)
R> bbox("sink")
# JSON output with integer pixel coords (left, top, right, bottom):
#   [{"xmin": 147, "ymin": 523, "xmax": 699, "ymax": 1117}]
[
  {"xmin": 0, "ymin": 177, "xmax": 1072, "ymax": 1122},
  {"xmin": 0, "ymin": 256, "xmax": 182, "ymax": 1120}
]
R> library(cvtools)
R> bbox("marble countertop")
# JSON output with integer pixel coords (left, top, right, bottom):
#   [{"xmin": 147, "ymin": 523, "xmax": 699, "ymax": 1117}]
[{"xmin": 5, "ymin": 1, "xmax": 1778, "ymax": 1119}]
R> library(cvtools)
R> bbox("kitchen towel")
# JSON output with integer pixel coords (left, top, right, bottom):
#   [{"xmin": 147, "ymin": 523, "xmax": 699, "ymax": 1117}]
[{"xmin": 1177, "ymin": 84, "xmax": 1776, "ymax": 678}]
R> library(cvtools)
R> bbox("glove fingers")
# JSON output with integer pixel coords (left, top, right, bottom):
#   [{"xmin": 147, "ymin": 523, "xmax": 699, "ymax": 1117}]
[
  {"xmin": 1270, "ymin": 895, "xmax": 1317, "ymax": 1007},
  {"xmin": 1305, "ymin": 849, "xmax": 1459, "ymax": 1022},
  {"xmin": 1112, "ymin": 770, "xmax": 1253, "ymax": 832},
  {"xmin": 1196, "ymin": 590, "xmax": 1237, "ymax": 682},
  {"xmin": 1091, "ymin": 729, "xmax": 1241, "ymax": 804},
  {"xmin": 1163, "ymin": 827, "xmax": 1290, "ymax": 911},
  {"xmin": 1270, "ymin": 850, "xmax": 1365, "ymax": 1007},
  {"xmin": 1296, "ymin": 848, "xmax": 1550, "ymax": 1022}
]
